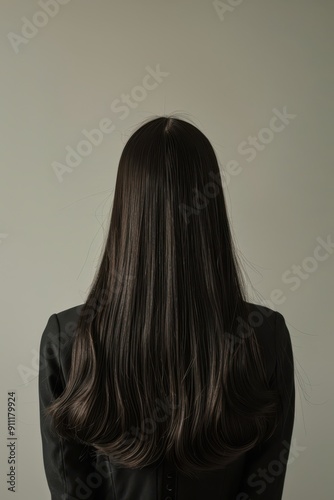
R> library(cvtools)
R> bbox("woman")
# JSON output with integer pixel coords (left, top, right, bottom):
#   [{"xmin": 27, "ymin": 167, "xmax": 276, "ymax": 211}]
[{"xmin": 39, "ymin": 115, "xmax": 295, "ymax": 499}]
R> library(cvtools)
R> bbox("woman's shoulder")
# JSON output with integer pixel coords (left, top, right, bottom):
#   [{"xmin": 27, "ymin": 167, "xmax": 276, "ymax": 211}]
[
  {"xmin": 244, "ymin": 301, "xmax": 289, "ymax": 343},
  {"xmin": 244, "ymin": 300, "xmax": 277, "ymax": 326},
  {"xmin": 54, "ymin": 302, "xmax": 85, "ymax": 325},
  {"xmin": 243, "ymin": 301, "xmax": 289, "ymax": 381},
  {"xmin": 40, "ymin": 304, "xmax": 85, "ymax": 381},
  {"xmin": 53, "ymin": 301, "xmax": 281, "ymax": 329}
]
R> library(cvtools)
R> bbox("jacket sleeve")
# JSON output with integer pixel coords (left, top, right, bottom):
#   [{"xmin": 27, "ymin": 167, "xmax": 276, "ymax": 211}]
[
  {"xmin": 236, "ymin": 311, "xmax": 296, "ymax": 500},
  {"xmin": 38, "ymin": 313, "xmax": 114, "ymax": 500}
]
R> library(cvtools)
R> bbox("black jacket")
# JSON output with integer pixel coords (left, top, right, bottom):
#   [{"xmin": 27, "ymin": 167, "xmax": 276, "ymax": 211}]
[{"xmin": 38, "ymin": 301, "xmax": 295, "ymax": 500}]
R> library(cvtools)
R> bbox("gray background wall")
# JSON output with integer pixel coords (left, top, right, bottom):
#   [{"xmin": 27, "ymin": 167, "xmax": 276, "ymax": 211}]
[{"xmin": 1, "ymin": 0, "xmax": 333, "ymax": 498}]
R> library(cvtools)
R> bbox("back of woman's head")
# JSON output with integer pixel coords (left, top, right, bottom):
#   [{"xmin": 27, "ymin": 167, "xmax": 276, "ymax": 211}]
[{"xmin": 46, "ymin": 115, "xmax": 280, "ymax": 478}]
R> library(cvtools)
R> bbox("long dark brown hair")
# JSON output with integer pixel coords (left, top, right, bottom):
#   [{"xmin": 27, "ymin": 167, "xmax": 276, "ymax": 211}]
[{"xmin": 46, "ymin": 115, "xmax": 280, "ymax": 478}]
